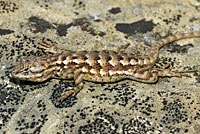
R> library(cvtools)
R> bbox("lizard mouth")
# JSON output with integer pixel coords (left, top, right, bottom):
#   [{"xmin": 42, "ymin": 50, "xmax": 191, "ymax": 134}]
[{"xmin": 11, "ymin": 68, "xmax": 49, "ymax": 82}]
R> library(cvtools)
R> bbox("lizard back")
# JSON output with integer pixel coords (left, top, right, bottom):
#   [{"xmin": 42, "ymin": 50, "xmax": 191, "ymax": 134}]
[{"xmin": 11, "ymin": 49, "xmax": 154, "ymax": 82}]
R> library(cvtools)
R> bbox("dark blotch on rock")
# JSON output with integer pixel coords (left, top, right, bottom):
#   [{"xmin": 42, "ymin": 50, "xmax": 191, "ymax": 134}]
[
  {"xmin": 115, "ymin": 19, "xmax": 156, "ymax": 35},
  {"xmin": 109, "ymin": 7, "xmax": 121, "ymax": 14},
  {"xmin": 28, "ymin": 16, "xmax": 54, "ymax": 33},
  {"xmin": 0, "ymin": 29, "xmax": 14, "ymax": 35}
]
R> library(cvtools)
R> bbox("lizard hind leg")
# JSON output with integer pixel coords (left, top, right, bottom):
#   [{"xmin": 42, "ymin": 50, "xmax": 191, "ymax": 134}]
[
  {"xmin": 133, "ymin": 68, "xmax": 197, "ymax": 84},
  {"xmin": 58, "ymin": 69, "xmax": 84, "ymax": 102},
  {"xmin": 154, "ymin": 68, "xmax": 197, "ymax": 78}
]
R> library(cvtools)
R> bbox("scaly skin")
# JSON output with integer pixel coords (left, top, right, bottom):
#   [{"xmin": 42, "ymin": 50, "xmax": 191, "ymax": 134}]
[{"xmin": 11, "ymin": 30, "xmax": 200, "ymax": 101}]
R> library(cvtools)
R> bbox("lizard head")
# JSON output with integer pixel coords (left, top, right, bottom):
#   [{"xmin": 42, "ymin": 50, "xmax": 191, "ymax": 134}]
[{"xmin": 11, "ymin": 56, "xmax": 53, "ymax": 82}]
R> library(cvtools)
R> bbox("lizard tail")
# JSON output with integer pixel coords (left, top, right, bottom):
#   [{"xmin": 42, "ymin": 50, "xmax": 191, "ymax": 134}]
[
  {"xmin": 157, "ymin": 30, "xmax": 200, "ymax": 49},
  {"xmin": 148, "ymin": 30, "xmax": 200, "ymax": 65}
]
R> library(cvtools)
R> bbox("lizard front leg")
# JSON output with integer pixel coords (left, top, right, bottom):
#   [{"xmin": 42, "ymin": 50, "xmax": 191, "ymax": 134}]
[
  {"xmin": 58, "ymin": 69, "xmax": 84, "ymax": 101},
  {"xmin": 37, "ymin": 39, "xmax": 65, "ymax": 54}
]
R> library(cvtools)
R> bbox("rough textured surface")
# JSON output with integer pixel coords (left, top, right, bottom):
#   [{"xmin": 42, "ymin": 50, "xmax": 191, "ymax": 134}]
[{"xmin": 0, "ymin": 0, "xmax": 200, "ymax": 134}]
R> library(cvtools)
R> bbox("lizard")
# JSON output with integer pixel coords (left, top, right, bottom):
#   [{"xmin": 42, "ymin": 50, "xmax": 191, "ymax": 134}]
[{"xmin": 11, "ymin": 30, "xmax": 200, "ymax": 101}]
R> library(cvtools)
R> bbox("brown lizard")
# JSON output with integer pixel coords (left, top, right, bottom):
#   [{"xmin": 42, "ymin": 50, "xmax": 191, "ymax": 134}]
[{"xmin": 11, "ymin": 30, "xmax": 200, "ymax": 101}]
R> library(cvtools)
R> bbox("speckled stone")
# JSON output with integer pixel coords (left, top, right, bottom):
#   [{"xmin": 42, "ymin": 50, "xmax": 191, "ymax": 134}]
[{"xmin": 0, "ymin": 0, "xmax": 200, "ymax": 134}]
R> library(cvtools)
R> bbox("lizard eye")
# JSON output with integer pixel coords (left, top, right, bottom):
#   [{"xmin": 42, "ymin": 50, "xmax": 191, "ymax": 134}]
[
  {"xmin": 22, "ymin": 68, "xmax": 30, "ymax": 75},
  {"xmin": 23, "ymin": 68, "xmax": 29, "ymax": 72}
]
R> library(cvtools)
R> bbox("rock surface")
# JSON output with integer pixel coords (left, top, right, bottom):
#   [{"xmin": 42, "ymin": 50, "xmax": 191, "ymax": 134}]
[{"xmin": 0, "ymin": 0, "xmax": 200, "ymax": 133}]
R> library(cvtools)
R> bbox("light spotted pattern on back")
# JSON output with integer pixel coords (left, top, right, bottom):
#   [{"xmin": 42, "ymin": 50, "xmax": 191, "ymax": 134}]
[{"xmin": 11, "ymin": 30, "xmax": 200, "ymax": 101}]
